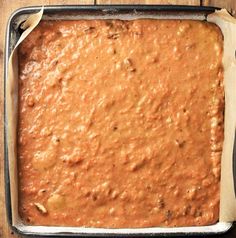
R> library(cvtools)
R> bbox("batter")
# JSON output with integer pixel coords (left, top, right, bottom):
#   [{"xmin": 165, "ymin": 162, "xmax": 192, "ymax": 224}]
[{"xmin": 18, "ymin": 19, "xmax": 224, "ymax": 227}]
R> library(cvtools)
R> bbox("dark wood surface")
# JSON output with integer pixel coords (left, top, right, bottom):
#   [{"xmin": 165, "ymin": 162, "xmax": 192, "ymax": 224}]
[{"xmin": 0, "ymin": 0, "xmax": 235, "ymax": 237}]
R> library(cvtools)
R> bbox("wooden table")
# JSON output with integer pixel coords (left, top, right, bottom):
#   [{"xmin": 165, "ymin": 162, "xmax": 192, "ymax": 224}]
[{"xmin": 0, "ymin": 0, "xmax": 236, "ymax": 237}]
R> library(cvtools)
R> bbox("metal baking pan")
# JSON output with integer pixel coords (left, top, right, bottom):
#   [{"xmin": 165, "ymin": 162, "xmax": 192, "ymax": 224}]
[{"xmin": 4, "ymin": 5, "xmax": 233, "ymax": 237}]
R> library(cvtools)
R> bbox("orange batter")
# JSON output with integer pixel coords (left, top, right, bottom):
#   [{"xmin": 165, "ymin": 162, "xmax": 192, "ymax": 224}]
[{"xmin": 18, "ymin": 19, "xmax": 224, "ymax": 227}]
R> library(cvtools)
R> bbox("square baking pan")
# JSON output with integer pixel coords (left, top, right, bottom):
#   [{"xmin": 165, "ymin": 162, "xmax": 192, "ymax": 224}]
[{"xmin": 4, "ymin": 5, "xmax": 234, "ymax": 237}]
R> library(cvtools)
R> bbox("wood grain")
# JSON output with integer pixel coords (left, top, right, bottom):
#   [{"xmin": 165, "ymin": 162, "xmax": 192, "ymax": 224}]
[
  {"xmin": 97, "ymin": 0, "xmax": 201, "ymax": 5},
  {"xmin": 0, "ymin": 0, "xmax": 236, "ymax": 237},
  {"xmin": 203, "ymin": 0, "xmax": 236, "ymax": 16}
]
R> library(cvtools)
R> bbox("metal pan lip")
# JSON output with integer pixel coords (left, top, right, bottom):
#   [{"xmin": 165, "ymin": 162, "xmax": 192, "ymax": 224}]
[
  {"xmin": 6, "ymin": 4, "xmax": 221, "ymax": 15},
  {"xmin": 4, "ymin": 4, "xmax": 233, "ymax": 237},
  {"xmin": 7, "ymin": 222, "xmax": 234, "ymax": 237}
]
